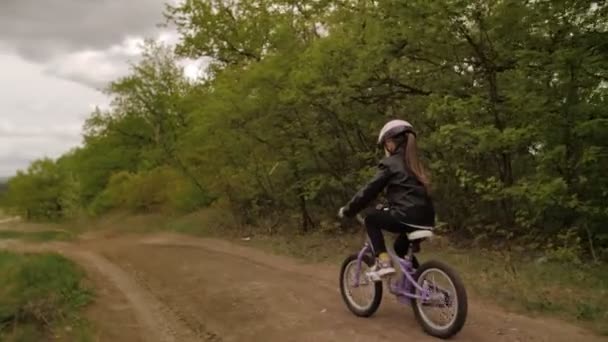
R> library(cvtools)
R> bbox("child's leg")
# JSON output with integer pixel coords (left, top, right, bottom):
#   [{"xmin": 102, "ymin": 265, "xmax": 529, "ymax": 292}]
[
  {"xmin": 394, "ymin": 233, "xmax": 409, "ymax": 258},
  {"xmin": 365, "ymin": 209, "xmax": 406, "ymax": 255},
  {"xmin": 364, "ymin": 212, "xmax": 389, "ymax": 258},
  {"xmin": 394, "ymin": 234, "xmax": 420, "ymax": 268},
  {"xmin": 364, "ymin": 209, "xmax": 406, "ymax": 277}
]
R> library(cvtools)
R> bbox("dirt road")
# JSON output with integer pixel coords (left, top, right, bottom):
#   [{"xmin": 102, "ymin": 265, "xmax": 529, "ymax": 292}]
[
  {"xmin": 0, "ymin": 216, "xmax": 20, "ymax": 226},
  {"xmin": 1, "ymin": 233, "xmax": 603, "ymax": 342}
]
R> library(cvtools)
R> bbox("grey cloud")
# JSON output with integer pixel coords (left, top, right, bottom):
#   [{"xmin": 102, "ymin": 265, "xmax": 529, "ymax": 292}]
[
  {"xmin": 0, "ymin": 1, "xmax": 182, "ymax": 176},
  {"xmin": 0, "ymin": 154, "xmax": 34, "ymax": 176},
  {"xmin": 0, "ymin": 132, "xmax": 83, "ymax": 176},
  {"xmin": 0, "ymin": 53, "xmax": 107, "ymax": 176},
  {"xmin": 0, "ymin": 0, "xmax": 167, "ymax": 62},
  {"xmin": 45, "ymin": 67, "xmax": 118, "ymax": 90},
  {"xmin": 44, "ymin": 47, "xmax": 136, "ymax": 90},
  {"xmin": 43, "ymin": 31, "xmax": 180, "ymax": 89},
  {"xmin": 0, "ymin": 124, "xmax": 81, "ymax": 141}
]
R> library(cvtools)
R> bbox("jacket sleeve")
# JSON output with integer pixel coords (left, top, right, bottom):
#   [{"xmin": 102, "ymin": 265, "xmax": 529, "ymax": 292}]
[{"xmin": 342, "ymin": 161, "xmax": 392, "ymax": 217}]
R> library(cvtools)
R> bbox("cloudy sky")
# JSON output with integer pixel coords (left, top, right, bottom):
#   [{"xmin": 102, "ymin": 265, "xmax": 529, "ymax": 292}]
[{"xmin": 0, "ymin": 0, "xmax": 179, "ymax": 177}]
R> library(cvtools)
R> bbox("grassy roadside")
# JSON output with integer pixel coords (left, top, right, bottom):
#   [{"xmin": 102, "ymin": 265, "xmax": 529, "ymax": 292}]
[
  {"xmin": 429, "ymin": 247, "xmax": 607, "ymax": 332},
  {"xmin": 0, "ymin": 230, "xmax": 75, "ymax": 242},
  {"xmin": 0, "ymin": 251, "xmax": 93, "ymax": 341},
  {"xmin": 0, "ymin": 219, "xmax": 78, "ymax": 242}
]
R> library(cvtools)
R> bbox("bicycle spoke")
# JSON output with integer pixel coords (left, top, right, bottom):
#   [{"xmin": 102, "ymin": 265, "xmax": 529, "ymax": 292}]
[
  {"xmin": 344, "ymin": 260, "xmax": 374, "ymax": 310},
  {"xmin": 418, "ymin": 268, "xmax": 458, "ymax": 330}
]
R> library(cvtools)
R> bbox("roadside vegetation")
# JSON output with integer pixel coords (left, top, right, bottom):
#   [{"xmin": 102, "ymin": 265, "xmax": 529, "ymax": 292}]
[
  {"xmin": 0, "ymin": 230, "xmax": 74, "ymax": 242},
  {"xmin": 0, "ymin": 251, "xmax": 92, "ymax": 341},
  {"xmin": 0, "ymin": 219, "xmax": 76, "ymax": 243}
]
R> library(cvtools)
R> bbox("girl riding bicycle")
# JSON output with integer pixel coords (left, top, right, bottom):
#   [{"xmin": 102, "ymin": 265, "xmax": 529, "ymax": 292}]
[{"xmin": 339, "ymin": 120, "xmax": 435, "ymax": 280}]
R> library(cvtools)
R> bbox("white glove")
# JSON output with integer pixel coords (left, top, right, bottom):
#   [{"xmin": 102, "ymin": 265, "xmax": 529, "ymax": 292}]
[{"xmin": 338, "ymin": 207, "xmax": 346, "ymax": 218}]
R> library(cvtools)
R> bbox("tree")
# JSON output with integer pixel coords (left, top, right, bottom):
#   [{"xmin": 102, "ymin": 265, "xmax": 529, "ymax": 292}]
[
  {"xmin": 8, "ymin": 0, "xmax": 607, "ymax": 259},
  {"xmin": 4, "ymin": 159, "xmax": 64, "ymax": 221}
]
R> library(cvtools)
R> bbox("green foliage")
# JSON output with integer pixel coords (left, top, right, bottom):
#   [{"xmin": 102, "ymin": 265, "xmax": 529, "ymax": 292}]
[
  {"xmin": 424, "ymin": 245, "xmax": 608, "ymax": 334},
  {"xmin": 0, "ymin": 178, "xmax": 8, "ymax": 206},
  {"xmin": 3, "ymin": 159, "xmax": 66, "ymax": 221},
  {"xmin": 92, "ymin": 168, "xmax": 213, "ymax": 214},
  {"xmin": 0, "ymin": 251, "xmax": 92, "ymax": 340},
  {"xmin": 3, "ymin": 0, "xmax": 607, "ymax": 259}
]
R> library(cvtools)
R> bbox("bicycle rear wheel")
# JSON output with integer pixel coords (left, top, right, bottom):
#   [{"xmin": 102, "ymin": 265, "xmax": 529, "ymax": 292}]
[
  {"xmin": 339, "ymin": 253, "xmax": 382, "ymax": 317},
  {"xmin": 411, "ymin": 260, "xmax": 467, "ymax": 339}
]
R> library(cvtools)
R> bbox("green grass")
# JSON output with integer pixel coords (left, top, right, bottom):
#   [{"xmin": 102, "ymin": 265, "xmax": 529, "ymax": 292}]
[
  {"xmin": 0, "ymin": 251, "xmax": 93, "ymax": 341},
  {"xmin": 0, "ymin": 230, "xmax": 75, "ymax": 242},
  {"xmin": 424, "ymin": 246, "xmax": 608, "ymax": 335}
]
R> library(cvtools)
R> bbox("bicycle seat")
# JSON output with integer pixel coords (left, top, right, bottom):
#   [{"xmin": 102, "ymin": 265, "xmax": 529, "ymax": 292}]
[
  {"xmin": 407, "ymin": 230, "xmax": 433, "ymax": 241},
  {"xmin": 403, "ymin": 223, "xmax": 434, "ymax": 241}
]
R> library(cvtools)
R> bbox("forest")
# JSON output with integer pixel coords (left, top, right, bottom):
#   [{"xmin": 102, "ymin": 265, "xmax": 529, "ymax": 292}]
[{"xmin": 1, "ymin": 0, "xmax": 607, "ymax": 261}]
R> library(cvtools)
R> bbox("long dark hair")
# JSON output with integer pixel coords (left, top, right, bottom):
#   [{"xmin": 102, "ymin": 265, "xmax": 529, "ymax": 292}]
[{"xmin": 403, "ymin": 133, "xmax": 431, "ymax": 192}]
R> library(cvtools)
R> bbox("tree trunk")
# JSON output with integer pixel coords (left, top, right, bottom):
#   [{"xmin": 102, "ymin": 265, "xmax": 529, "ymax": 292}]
[{"xmin": 299, "ymin": 194, "xmax": 314, "ymax": 233}]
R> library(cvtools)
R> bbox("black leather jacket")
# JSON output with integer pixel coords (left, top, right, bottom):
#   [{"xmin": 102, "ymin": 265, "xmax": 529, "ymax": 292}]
[{"xmin": 342, "ymin": 151, "xmax": 435, "ymax": 225}]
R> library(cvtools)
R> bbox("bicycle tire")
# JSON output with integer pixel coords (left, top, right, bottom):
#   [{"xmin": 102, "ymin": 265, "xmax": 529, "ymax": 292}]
[
  {"xmin": 339, "ymin": 253, "xmax": 383, "ymax": 317},
  {"xmin": 411, "ymin": 260, "xmax": 468, "ymax": 339}
]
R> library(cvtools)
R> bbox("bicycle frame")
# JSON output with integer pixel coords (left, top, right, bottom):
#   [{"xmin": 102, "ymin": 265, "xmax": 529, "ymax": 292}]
[
  {"xmin": 341, "ymin": 217, "xmax": 466, "ymax": 338},
  {"xmin": 353, "ymin": 240, "xmax": 431, "ymax": 302}
]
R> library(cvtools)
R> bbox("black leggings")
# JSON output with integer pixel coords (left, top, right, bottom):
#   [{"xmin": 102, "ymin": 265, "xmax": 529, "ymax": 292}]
[{"xmin": 364, "ymin": 209, "xmax": 414, "ymax": 258}]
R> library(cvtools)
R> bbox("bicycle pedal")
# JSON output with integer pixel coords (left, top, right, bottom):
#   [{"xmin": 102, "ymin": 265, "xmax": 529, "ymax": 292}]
[{"xmin": 365, "ymin": 271, "xmax": 382, "ymax": 282}]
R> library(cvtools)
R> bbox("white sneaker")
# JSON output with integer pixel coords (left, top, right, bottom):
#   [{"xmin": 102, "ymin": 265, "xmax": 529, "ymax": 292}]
[{"xmin": 366, "ymin": 260, "xmax": 396, "ymax": 282}]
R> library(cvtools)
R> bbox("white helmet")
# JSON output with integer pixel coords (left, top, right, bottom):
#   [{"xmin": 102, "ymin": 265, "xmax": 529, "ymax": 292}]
[{"xmin": 377, "ymin": 119, "xmax": 415, "ymax": 148}]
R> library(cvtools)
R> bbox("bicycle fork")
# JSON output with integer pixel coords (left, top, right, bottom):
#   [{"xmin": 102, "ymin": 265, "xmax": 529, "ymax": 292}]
[{"xmin": 353, "ymin": 243, "xmax": 372, "ymax": 287}]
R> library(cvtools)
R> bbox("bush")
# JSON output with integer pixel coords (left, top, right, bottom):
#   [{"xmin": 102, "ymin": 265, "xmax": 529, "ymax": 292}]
[
  {"xmin": 0, "ymin": 251, "xmax": 92, "ymax": 340},
  {"xmin": 88, "ymin": 168, "xmax": 213, "ymax": 215}
]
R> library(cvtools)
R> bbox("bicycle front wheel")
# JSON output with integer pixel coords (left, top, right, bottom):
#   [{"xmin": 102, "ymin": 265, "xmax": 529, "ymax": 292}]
[
  {"xmin": 339, "ymin": 253, "xmax": 382, "ymax": 317},
  {"xmin": 411, "ymin": 260, "xmax": 468, "ymax": 339}
]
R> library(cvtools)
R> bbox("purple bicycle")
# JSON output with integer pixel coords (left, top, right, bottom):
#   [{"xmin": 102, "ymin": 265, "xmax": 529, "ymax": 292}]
[{"xmin": 339, "ymin": 215, "xmax": 468, "ymax": 339}]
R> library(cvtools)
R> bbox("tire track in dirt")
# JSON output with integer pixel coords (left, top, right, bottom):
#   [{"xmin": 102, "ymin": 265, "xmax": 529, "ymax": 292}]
[
  {"xmin": 72, "ymin": 250, "xmax": 208, "ymax": 342},
  {"xmin": 121, "ymin": 262, "xmax": 222, "ymax": 341},
  {"xmin": 98, "ymin": 236, "xmax": 419, "ymax": 342},
  {"xmin": 92, "ymin": 233, "xmax": 604, "ymax": 342},
  {"xmin": 0, "ymin": 238, "xmax": 212, "ymax": 342}
]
